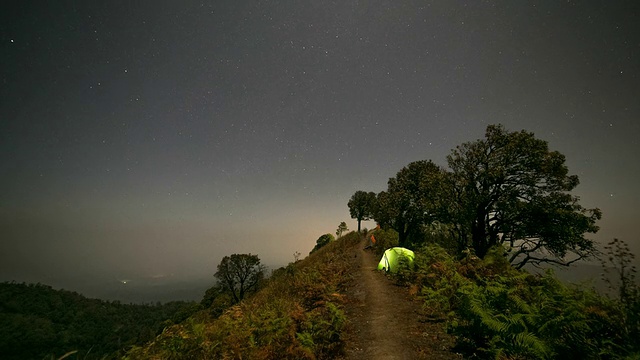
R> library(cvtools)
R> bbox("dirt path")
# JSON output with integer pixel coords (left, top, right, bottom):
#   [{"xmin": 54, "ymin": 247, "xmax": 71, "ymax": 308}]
[{"xmin": 341, "ymin": 241, "xmax": 459, "ymax": 360}]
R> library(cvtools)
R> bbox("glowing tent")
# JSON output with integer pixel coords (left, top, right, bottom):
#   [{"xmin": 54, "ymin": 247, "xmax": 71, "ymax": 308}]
[{"xmin": 377, "ymin": 247, "xmax": 415, "ymax": 273}]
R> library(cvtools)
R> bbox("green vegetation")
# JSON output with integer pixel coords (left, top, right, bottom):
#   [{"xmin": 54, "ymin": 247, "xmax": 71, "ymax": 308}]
[
  {"xmin": 347, "ymin": 190, "xmax": 376, "ymax": 233},
  {"xmin": 601, "ymin": 238, "xmax": 640, "ymax": 348},
  {"xmin": 446, "ymin": 124, "xmax": 601, "ymax": 267},
  {"xmin": 125, "ymin": 232, "xmax": 361, "ymax": 359},
  {"xmin": 215, "ymin": 253, "xmax": 265, "ymax": 304},
  {"xmin": 336, "ymin": 221, "xmax": 348, "ymax": 238},
  {"xmin": 368, "ymin": 227, "xmax": 399, "ymax": 256},
  {"xmin": 382, "ymin": 242, "xmax": 640, "ymax": 359},
  {"xmin": 310, "ymin": 233, "xmax": 335, "ymax": 254},
  {"xmin": 0, "ymin": 282, "xmax": 199, "ymax": 360},
  {"xmin": 368, "ymin": 124, "xmax": 601, "ymax": 268},
  {"xmin": 373, "ymin": 160, "xmax": 448, "ymax": 247}
]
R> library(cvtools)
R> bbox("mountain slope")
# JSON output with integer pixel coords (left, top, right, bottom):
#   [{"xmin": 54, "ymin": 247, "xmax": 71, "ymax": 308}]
[
  {"xmin": 125, "ymin": 232, "xmax": 363, "ymax": 359},
  {"xmin": 125, "ymin": 231, "xmax": 462, "ymax": 359}
]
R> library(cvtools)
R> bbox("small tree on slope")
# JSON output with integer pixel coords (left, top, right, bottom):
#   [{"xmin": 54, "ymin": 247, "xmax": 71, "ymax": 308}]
[
  {"xmin": 214, "ymin": 253, "xmax": 265, "ymax": 304},
  {"xmin": 348, "ymin": 190, "xmax": 376, "ymax": 233}
]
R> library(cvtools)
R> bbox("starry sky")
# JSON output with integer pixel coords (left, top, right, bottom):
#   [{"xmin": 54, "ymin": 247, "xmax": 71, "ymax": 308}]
[{"xmin": 1, "ymin": 1, "xmax": 639, "ymax": 295}]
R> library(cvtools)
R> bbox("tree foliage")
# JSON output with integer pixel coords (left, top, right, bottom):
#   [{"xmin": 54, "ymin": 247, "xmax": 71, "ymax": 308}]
[
  {"xmin": 352, "ymin": 124, "xmax": 601, "ymax": 269},
  {"xmin": 335, "ymin": 221, "xmax": 348, "ymax": 238},
  {"xmin": 310, "ymin": 233, "xmax": 335, "ymax": 254},
  {"xmin": 0, "ymin": 282, "xmax": 198, "ymax": 360},
  {"xmin": 347, "ymin": 190, "xmax": 376, "ymax": 233},
  {"xmin": 446, "ymin": 124, "xmax": 601, "ymax": 267},
  {"xmin": 214, "ymin": 254, "xmax": 265, "ymax": 304},
  {"xmin": 200, "ymin": 285, "xmax": 234, "ymax": 318},
  {"xmin": 369, "ymin": 228, "xmax": 399, "ymax": 256},
  {"xmin": 373, "ymin": 160, "xmax": 448, "ymax": 247}
]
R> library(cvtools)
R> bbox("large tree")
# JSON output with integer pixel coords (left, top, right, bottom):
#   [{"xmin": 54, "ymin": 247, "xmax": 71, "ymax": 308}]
[
  {"xmin": 214, "ymin": 253, "xmax": 265, "ymax": 304},
  {"xmin": 348, "ymin": 190, "xmax": 377, "ymax": 233},
  {"xmin": 373, "ymin": 160, "xmax": 448, "ymax": 247},
  {"xmin": 446, "ymin": 124, "xmax": 601, "ymax": 268}
]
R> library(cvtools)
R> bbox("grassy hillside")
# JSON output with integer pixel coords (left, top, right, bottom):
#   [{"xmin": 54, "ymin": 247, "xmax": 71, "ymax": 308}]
[{"xmin": 125, "ymin": 231, "xmax": 362, "ymax": 359}]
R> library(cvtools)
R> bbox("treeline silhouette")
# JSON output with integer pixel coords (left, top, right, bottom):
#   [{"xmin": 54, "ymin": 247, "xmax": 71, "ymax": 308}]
[{"xmin": 0, "ymin": 281, "xmax": 199, "ymax": 359}]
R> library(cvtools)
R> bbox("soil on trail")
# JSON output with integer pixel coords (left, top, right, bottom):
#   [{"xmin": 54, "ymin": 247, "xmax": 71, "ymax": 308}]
[{"xmin": 341, "ymin": 240, "xmax": 460, "ymax": 360}]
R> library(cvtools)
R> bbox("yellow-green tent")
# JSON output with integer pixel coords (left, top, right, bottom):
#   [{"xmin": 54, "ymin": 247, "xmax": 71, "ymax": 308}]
[{"xmin": 377, "ymin": 247, "xmax": 415, "ymax": 272}]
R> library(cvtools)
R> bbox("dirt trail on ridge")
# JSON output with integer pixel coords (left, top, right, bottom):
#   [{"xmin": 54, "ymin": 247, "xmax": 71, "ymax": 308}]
[{"xmin": 341, "ymin": 240, "xmax": 459, "ymax": 360}]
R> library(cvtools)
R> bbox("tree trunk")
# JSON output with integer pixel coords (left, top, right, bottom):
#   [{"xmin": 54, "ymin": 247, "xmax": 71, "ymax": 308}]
[
  {"xmin": 398, "ymin": 222, "xmax": 409, "ymax": 247},
  {"xmin": 472, "ymin": 210, "xmax": 488, "ymax": 258},
  {"xmin": 398, "ymin": 231, "xmax": 407, "ymax": 247}
]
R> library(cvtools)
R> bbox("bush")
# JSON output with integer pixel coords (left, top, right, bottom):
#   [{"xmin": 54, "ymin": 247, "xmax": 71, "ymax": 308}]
[
  {"xmin": 310, "ymin": 234, "xmax": 336, "ymax": 254},
  {"xmin": 394, "ymin": 243, "xmax": 639, "ymax": 359},
  {"xmin": 370, "ymin": 228, "xmax": 399, "ymax": 256},
  {"xmin": 411, "ymin": 221, "xmax": 458, "ymax": 253},
  {"xmin": 413, "ymin": 244, "xmax": 471, "ymax": 319}
]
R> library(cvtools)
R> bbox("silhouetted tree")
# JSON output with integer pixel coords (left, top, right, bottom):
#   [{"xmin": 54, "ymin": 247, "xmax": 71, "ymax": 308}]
[
  {"xmin": 599, "ymin": 239, "xmax": 640, "ymax": 354},
  {"xmin": 447, "ymin": 124, "xmax": 601, "ymax": 268},
  {"xmin": 336, "ymin": 221, "xmax": 348, "ymax": 238},
  {"xmin": 601, "ymin": 238, "xmax": 638, "ymax": 304},
  {"xmin": 0, "ymin": 282, "xmax": 197, "ymax": 360},
  {"xmin": 348, "ymin": 191, "xmax": 376, "ymax": 233},
  {"xmin": 214, "ymin": 254, "xmax": 265, "ymax": 304},
  {"xmin": 310, "ymin": 233, "xmax": 335, "ymax": 254},
  {"xmin": 372, "ymin": 160, "xmax": 448, "ymax": 247}
]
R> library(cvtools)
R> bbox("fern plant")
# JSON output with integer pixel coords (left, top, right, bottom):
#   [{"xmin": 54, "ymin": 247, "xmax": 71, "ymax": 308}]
[{"xmin": 453, "ymin": 273, "xmax": 551, "ymax": 359}]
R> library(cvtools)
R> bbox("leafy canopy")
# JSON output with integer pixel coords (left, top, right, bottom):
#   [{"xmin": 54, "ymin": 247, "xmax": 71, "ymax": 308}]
[
  {"xmin": 336, "ymin": 221, "xmax": 348, "ymax": 238},
  {"xmin": 214, "ymin": 253, "xmax": 265, "ymax": 304},
  {"xmin": 352, "ymin": 124, "xmax": 601, "ymax": 268},
  {"xmin": 373, "ymin": 160, "xmax": 448, "ymax": 247},
  {"xmin": 310, "ymin": 233, "xmax": 335, "ymax": 254},
  {"xmin": 446, "ymin": 124, "xmax": 601, "ymax": 267},
  {"xmin": 347, "ymin": 190, "xmax": 376, "ymax": 232}
]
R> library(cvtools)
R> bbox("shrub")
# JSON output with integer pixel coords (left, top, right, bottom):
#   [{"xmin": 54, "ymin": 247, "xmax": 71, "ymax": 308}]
[
  {"xmin": 391, "ymin": 243, "xmax": 639, "ymax": 359},
  {"xmin": 310, "ymin": 234, "xmax": 336, "ymax": 254},
  {"xmin": 419, "ymin": 221, "xmax": 459, "ymax": 254},
  {"xmin": 413, "ymin": 244, "xmax": 471, "ymax": 319},
  {"xmin": 370, "ymin": 228, "xmax": 399, "ymax": 256}
]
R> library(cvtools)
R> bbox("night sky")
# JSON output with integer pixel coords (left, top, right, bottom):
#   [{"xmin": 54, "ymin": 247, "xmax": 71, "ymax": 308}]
[{"xmin": 1, "ymin": 1, "xmax": 639, "ymax": 295}]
